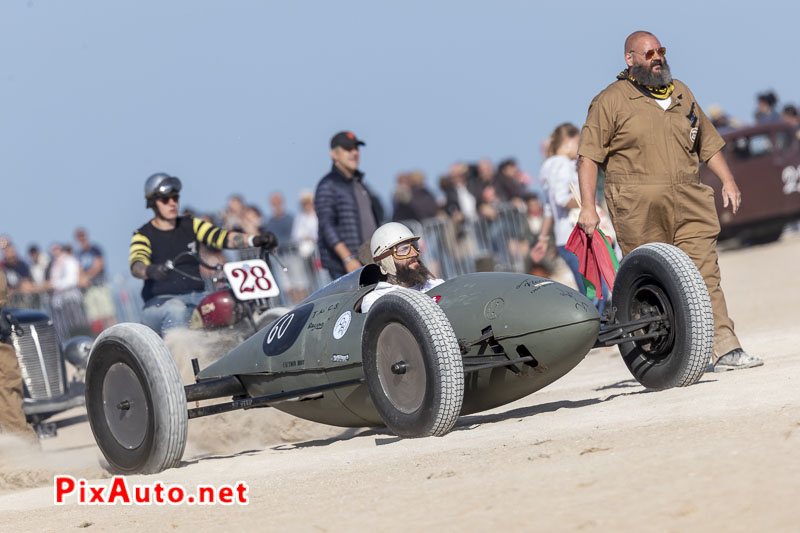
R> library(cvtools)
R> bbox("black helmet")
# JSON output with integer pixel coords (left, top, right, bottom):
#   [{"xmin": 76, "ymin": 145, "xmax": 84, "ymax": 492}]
[{"xmin": 144, "ymin": 172, "xmax": 182, "ymax": 208}]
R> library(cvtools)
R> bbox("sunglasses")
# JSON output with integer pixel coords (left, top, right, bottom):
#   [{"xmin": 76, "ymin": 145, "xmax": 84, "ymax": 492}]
[
  {"xmin": 393, "ymin": 241, "xmax": 420, "ymax": 259},
  {"xmin": 630, "ymin": 47, "xmax": 666, "ymax": 60},
  {"xmin": 156, "ymin": 194, "xmax": 180, "ymax": 204}
]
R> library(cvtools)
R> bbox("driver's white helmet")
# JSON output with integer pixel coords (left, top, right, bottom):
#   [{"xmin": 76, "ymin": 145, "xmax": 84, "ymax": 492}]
[{"xmin": 370, "ymin": 222, "xmax": 420, "ymax": 276}]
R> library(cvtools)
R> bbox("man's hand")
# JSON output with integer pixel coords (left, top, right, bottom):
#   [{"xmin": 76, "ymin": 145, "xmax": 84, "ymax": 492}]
[
  {"xmin": 344, "ymin": 257, "xmax": 361, "ymax": 273},
  {"xmin": 252, "ymin": 232, "xmax": 278, "ymax": 249},
  {"xmin": 145, "ymin": 263, "xmax": 170, "ymax": 281},
  {"xmin": 577, "ymin": 206, "xmax": 600, "ymax": 236},
  {"xmin": 707, "ymin": 151, "xmax": 741, "ymax": 215},
  {"xmin": 721, "ymin": 180, "xmax": 742, "ymax": 214},
  {"xmin": 530, "ymin": 239, "xmax": 548, "ymax": 263}
]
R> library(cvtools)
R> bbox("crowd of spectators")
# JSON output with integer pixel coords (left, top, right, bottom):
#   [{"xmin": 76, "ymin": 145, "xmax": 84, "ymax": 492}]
[{"xmin": 0, "ymin": 229, "xmax": 116, "ymax": 341}]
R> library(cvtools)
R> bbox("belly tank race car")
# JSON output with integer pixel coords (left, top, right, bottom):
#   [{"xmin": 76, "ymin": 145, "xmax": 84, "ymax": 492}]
[{"xmin": 85, "ymin": 242, "xmax": 713, "ymax": 474}]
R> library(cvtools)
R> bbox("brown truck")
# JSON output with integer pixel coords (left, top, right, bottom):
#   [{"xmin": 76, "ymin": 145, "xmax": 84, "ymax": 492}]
[{"xmin": 701, "ymin": 121, "xmax": 800, "ymax": 243}]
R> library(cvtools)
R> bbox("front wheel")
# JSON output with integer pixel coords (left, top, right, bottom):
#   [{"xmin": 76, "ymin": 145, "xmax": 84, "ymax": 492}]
[
  {"xmin": 613, "ymin": 243, "xmax": 713, "ymax": 389},
  {"xmin": 85, "ymin": 323, "xmax": 188, "ymax": 474},
  {"xmin": 362, "ymin": 288, "xmax": 464, "ymax": 437}
]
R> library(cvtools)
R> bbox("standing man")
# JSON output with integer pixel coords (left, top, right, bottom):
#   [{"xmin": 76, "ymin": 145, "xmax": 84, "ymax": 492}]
[
  {"xmin": 576, "ymin": 30, "xmax": 762, "ymax": 372},
  {"xmin": 315, "ymin": 131, "xmax": 384, "ymax": 280},
  {"xmin": 130, "ymin": 173, "xmax": 276, "ymax": 336},
  {"xmin": 0, "ymin": 270, "xmax": 37, "ymax": 439}
]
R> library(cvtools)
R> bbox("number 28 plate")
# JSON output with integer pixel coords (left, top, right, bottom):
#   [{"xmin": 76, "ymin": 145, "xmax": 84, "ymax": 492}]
[{"xmin": 223, "ymin": 259, "xmax": 280, "ymax": 300}]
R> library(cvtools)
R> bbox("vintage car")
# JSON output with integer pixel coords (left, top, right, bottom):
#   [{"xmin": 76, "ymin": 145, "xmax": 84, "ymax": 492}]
[
  {"xmin": 85, "ymin": 242, "xmax": 713, "ymax": 474},
  {"xmin": 7, "ymin": 308, "xmax": 90, "ymax": 437},
  {"xmin": 700, "ymin": 121, "xmax": 800, "ymax": 243}
]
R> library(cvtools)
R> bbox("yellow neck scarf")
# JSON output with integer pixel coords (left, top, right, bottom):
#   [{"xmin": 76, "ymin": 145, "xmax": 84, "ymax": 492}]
[{"xmin": 617, "ymin": 70, "xmax": 674, "ymax": 100}]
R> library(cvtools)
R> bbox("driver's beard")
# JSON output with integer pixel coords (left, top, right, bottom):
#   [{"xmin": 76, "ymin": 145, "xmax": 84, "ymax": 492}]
[
  {"xmin": 631, "ymin": 59, "xmax": 672, "ymax": 87},
  {"xmin": 395, "ymin": 259, "xmax": 432, "ymax": 288}
]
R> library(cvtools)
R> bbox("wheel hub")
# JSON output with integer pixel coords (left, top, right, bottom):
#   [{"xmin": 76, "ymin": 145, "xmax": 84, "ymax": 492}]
[
  {"xmin": 102, "ymin": 362, "xmax": 149, "ymax": 449},
  {"xmin": 376, "ymin": 323, "xmax": 426, "ymax": 414},
  {"xmin": 630, "ymin": 282, "xmax": 675, "ymax": 360}
]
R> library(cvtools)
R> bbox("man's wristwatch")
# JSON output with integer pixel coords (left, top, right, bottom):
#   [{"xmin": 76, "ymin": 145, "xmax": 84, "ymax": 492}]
[{"xmin": 343, "ymin": 255, "xmax": 358, "ymax": 263}]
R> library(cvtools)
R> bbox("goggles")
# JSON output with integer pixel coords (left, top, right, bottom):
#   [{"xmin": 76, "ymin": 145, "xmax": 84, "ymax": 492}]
[
  {"xmin": 392, "ymin": 240, "xmax": 420, "ymax": 259},
  {"xmin": 153, "ymin": 177, "xmax": 182, "ymax": 198},
  {"xmin": 630, "ymin": 47, "xmax": 666, "ymax": 60},
  {"xmin": 374, "ymin": 240, "xmax": 420, "ymax": 261}
]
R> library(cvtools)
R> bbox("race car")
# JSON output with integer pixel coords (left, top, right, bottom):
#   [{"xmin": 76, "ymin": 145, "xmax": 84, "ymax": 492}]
[{"xmin": 85, "ymin": 242, "xmax": 712, "ymax": 474}]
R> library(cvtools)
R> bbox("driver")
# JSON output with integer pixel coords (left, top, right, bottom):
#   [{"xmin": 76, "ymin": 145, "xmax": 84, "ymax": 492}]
[
  {"xmin": 129, "ymin": 173, "xmax": 277, "ymax": 336},
  {"xmin": 360, "ymin": 222, "xmax": 444, "ymax": 313}
]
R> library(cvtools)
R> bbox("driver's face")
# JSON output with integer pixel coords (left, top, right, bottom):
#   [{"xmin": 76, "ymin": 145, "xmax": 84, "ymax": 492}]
[{"xmin": 155, "ymin": 194, "xmax": 179, "ymax": 220}]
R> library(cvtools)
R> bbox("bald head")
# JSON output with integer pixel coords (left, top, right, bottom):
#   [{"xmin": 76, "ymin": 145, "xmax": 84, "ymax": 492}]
[{"xmin": 624, "ymin": 31, "xmax": 656, "ymax": 55}]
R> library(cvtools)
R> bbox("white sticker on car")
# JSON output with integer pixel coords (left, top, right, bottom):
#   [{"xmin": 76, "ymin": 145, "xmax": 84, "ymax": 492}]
[{"xmin": 333, "ymin": 311, "xmax": 351, "ymax": 340}]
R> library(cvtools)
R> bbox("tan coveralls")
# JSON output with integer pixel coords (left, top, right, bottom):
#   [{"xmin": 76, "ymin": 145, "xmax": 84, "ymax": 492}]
[
  {"xmin": 0, "ymin": 270, "xmax": 36, "ymax": 437},
  {"xmin": 578, "ymin": 78, "xmax": 741, "ymax": 361}
]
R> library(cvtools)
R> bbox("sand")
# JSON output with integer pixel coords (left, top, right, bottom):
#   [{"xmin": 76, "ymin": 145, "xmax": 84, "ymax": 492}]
[{"xmin": 1, "ymin": 232, "xmax": 798, "ymax": 532}]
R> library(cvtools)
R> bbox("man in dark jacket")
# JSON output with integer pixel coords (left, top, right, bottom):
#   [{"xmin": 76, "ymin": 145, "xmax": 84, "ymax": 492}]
[{"xmin": 315, "ymin": 131, "xmax": 384, "ymax": 280}]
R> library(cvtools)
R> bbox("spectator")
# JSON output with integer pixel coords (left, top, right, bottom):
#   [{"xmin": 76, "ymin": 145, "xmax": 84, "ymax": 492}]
[
  {"xmin": 284, "ymin": 190, "xmax": 320, "ymax": 303},
  {"xmin": 495, "ymin": 158, "xmax": 528, "ymax": 205},
  {"xmin": 315, "ymin": 131, "xmax": 384, "ymax": 280},
  {"xmin": 291, "ymin": 190, "xmax": 319, "ymax": 256},
  {"xmin": 221, "ymin": 194, "xmax": 246, "ymax": 232},
  {"xmin": 0, "ymin": 239, "xmax": 35, "ymax": 307},
  {"xmin": 467, "ymin": 158, "xmax": 496, "ymax": 206},
  {"xmin": 393, "ymin": 171, "xmax": 439, "ymax": 223},
  {"xmin": 48, "ymin": 243, "xmax": 90, "ymax": 340},
  {"xmin": 523, "ymin": 194, "xmax": 556, "ymax": 277},
  {"xmin": 407, "ymin": 171, "xmax": 440, "ymax": 221},
  {"xmin": 537, "ymin": 122, "xmax": 610, "ymax": 311},
  {"xmin": 391, "ymin": 173, "xmax": 416, "ymax": 222},
  {"xmin": 240, "ymin": 204, "xmax": 264, "ymax": 236},
  {"xmin": 441, "ymin": 162, "xmax": 478, "ymax": 223},
  {"xmin": 781, "ymin": 104, "xmax": 800, "ymax": 139},
  {"xmin": 708, "ymin": 104, "xmax": 734, "ymax": 133},
  {"xmin": 264, "ymin": 192, "xmax": 295, "ymax": 248},
  {"xmin": 755, "ymin": 91, "xmax": 780, "ymax": 123},
  {"xmin": 27, "ymin": 244, "xmax": 50, "ymax": 286},
  {"xmin": 75, "ymin": 228, "xmax": 116, "ymax": 334}
]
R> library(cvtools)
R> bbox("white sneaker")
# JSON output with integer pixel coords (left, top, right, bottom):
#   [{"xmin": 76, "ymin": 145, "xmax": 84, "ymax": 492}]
[{"xmin": 713, "ymin": 349, "xmax": 764, "ymax": 372}]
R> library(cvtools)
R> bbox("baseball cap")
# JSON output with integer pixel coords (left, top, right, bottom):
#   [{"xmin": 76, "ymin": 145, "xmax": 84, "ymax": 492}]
[{"xmin": 330, "ymin": 131, "xmax": 366, "ymax": 150}]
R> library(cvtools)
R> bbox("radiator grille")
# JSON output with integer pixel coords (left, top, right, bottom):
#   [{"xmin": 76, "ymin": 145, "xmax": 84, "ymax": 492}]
[{"xmin": 11, "ymin": 320, "xmax": 66, "ymax": 400}]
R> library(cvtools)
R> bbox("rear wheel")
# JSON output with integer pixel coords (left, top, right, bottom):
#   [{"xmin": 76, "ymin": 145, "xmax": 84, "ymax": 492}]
[
  {"xmin": 613, "ymin": 243, "xmax": 713, "ymax": 389},
  {"xmin": 363, "ymin": 288, "xmax": 463, "ymax": 437},
  {"xmin": 85, "ymin": 323, "xmax": 187, "ymax": 474}
]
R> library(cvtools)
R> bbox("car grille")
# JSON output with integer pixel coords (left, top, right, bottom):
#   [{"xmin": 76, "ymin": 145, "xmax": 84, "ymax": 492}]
[{"xmin": 11, "ymin": 319, "xmax": 66, "ymax": 400}]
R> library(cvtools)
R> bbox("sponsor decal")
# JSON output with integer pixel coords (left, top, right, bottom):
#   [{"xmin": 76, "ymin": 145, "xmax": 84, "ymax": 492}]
[
  {"xmin": 331, "ymin": 353, "xmax": 350, "ymax": 363},
  {"xmin": 201, "ymin": 302, "xmax": 215, "ymax": 315},
  {"xmin": 432, "ymin": 295, "xmax": 442, "ymax": 304},
  {"xmin": 333, "ymin": 311, "xmax": 352, "ymax": 340}
]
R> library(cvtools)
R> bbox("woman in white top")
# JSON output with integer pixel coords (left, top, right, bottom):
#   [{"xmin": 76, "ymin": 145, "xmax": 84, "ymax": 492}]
[{"xmin": 536, "ymin": 123, "xmax": 609, "ymax": 311}]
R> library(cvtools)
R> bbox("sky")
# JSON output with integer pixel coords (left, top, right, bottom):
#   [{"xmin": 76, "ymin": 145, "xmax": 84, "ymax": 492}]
[{"xmin": 2, "ymin": 0, "xmax": 799, "ymax": 281}]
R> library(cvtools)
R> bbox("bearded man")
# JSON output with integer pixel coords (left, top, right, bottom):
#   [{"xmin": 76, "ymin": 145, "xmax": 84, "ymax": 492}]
[
  {"xmin": 575, "ymin": 30, "xmax": 762, "ymax": 372},
  {"xmin": 360, "ymin": 223, "xmax": 443, "ymax": 313}
]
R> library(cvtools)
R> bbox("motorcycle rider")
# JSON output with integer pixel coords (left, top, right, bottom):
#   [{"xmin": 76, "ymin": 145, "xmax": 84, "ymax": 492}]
[
  {"xmin": 360, "ymin": 222, "xmax": 444, "ymax": 313},
  {"xmin": 130, "ymin": 173, "xmax": 277, "ymax": 336}
]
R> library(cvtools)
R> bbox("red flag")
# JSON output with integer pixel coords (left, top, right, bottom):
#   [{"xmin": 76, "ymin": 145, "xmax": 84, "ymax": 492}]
[{"xmin": 565, "ymin": 225, "xmax": 617, "ymax": 299}]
